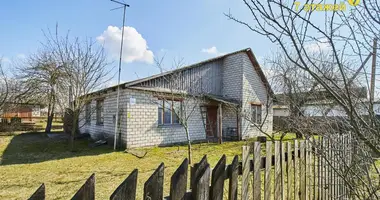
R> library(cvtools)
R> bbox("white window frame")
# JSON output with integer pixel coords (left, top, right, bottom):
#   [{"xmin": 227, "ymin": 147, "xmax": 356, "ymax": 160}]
[{"xmin": 251, "ymin": 104, "xmax": 262, "ymax": 124}]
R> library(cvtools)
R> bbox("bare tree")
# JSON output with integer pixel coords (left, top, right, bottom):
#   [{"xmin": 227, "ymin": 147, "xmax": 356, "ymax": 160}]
[
  {"xmin": 151, "ymin": 57, "xmax": 209, "ymax": 164},
  {"xmin": 226, "ymin": 0, "xmax": 379, "ymax": 198},
  {"xmin": 41, "ymin": 27, "xmax": 112, "ymax": 151},
  {"xmin": 0, "ymin": 59, "xmax": 8, "ymax": 111},
  {"xmin": 16, "ymin": 52, "xmax": 63, "ymax": 133},
  {"xmin": 268, "ymin": 50, "xmax": 362, "ymax": 137}
]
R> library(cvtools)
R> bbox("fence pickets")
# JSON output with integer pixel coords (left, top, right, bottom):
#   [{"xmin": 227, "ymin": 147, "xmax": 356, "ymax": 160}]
[
  {"xmin": 228, "ymin": 155, "xmax": 239, "ymax": 200},
  {"xmin": 27, "ymin": 134, "xmax": 350, "ymax": 200},
  {"xmin": 28, "ymin": 183, "xmax": 45, "ymax": 200},
  {"xmin": 110, "ymin": 169, "xmax": 138, "ymax": 200},
  {"xmin": 169, "ymin": 158, "xmax": 188, "ymax": 200},
  {"xmin": 144, "ymin": 163, "xmax": 164, "ymax": 200}
]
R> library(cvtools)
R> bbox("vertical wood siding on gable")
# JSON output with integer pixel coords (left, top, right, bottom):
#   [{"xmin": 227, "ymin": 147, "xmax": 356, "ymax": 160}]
[{"xmin": 136, "ymin": 60, "xmax": 223, "ymax": 95}]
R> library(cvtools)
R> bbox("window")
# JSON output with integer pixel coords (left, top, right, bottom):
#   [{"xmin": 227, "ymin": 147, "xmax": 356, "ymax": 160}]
[
  {"xmin": 251, "ymin": 104, "xmax": 262, "ymax": 124},
  {"xmin": 96, "ymin": 99, "xmax": 104, "ymax": 125},
  {"xmin": 85, "ymin": 103, "xmax": 91, "ymax": 124},
  {"xmin": 157, "ymin": 99, "xmax": 182, "ymax": 125}
]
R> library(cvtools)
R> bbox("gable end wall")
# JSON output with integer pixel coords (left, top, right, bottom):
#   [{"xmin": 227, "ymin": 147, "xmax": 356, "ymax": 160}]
[{"xmin": 241, "ymin": 53, "xmax": 273, "ymax": 138}]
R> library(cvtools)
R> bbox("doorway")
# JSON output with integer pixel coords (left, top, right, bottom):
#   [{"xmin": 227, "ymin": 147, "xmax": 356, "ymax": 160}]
[{"xmin": 206, "ymin": 106, "xmax": 218, "ymax": 138}]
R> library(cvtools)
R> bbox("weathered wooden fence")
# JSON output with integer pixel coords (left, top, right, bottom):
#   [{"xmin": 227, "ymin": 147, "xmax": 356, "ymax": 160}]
[{"xmin": 28, "ymin": 135, "xmax": 351, "ymax": 200}]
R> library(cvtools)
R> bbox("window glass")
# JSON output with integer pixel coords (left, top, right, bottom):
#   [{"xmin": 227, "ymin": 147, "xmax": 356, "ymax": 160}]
[
  {"xmin": 96, "ymin": 100, "xmax": 104, "ymax": 125},
  {"xmin": 164, "ymin": 100, "xmax": 171, "ymax": 124},
  {"xmin": 257, "ymin": 106, "xmax": 262, "ymax": 124},
  {"xmin": 158, "ymin": 100, "xmax": 163, "ymax": 125},
  {"xmin": 251, "ymin": 105, "xmax": 261, "ymax": 124},
  {"xmin": 157, "ymin": 99, "xmax": 182, "ymax": 125},
  {"xmin": 172, "ymin": 101, "xmax": 181, "ymax": 124},
  {"xmin": 85, "ymin": 103, "xmax": 91, "ymax": 124}
]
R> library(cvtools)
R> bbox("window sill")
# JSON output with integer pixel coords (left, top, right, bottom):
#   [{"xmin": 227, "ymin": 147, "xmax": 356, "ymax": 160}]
[{"xmin": 158, "ymin": 124, "xmax": 183, "ymax": 128}]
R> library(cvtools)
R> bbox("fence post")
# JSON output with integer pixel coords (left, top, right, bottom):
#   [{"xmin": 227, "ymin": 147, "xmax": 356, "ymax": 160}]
[
  {"xmin": 28, "ymin": 184, "xmax": 45, "ymax": 200},
  {"xmin": 312, "ymin": 137, "xmax": 317, "ymax": 200},
  {"xmin": 264, "ymin": 141, "xmax": 272, "ymax": 200},
  {"xmin": 323, "ymin": 136, "xmax": 328, "ymax": 200},
  {"xmin": 110, "ymin": 169, "xmax": 138, "ymax": 200},
  {"xmin": 210, "ymin": 155, "xmax": 226, "ymax": 200},
  {"xmin": 253, "ymin": 142, "xmax": 261, "ymax": 200},
  {"xmin": 228, "ymin": 155, "xmax": 239, "ymax": 200},
  {"xmin": 144, "ymin": 163, "xmax": 164, "ymax": 200},
  {"xmin": 274, "ymin": 141, "xmax": 282, "ymax": 200},
  {"xmin": 281, "ymin": 141, "xmax": 286, "ymax": 200},
  {"xmin": 241, "ymin": 146, "xmax": 250, "ymax": 200},
  {"xmin": 326, "ymin": 136, "xmax": 332, "ymax": 199},
  {"xmin": 170, "ymin": 158, "xmax": 188, "ymax": 200},
  {"xmin": 193, "ymin": 164, "xmax": 211, "ymax": 200},
  {"xmin": 317, "ymin": 137, "xmax": 321, "ymax": 200},
  {"xmin": 305, "ymin": 139, "xmax": 310, "ymax": 200},
  {"xmin": 71, "ymin": 173, "xmax": 95, "ymax": 200},
  {"xmin": 294, "ymin": 140, "xmax": 299, "ymax": 200},
  {"xmin": 191, "ymin": 155, "xmax": 208, "ymax": 190},
  {"xmin": 300, "ymin": 141, "xmax": 306, "ymax": 200},
  {"xmin": 287, "ymin": 142, "xmax": 292, "ymax": 200}
]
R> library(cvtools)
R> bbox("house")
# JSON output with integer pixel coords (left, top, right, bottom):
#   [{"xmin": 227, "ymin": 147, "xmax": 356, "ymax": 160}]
[
  {"xmin": 79, "ymin": 48, "xmax": 274, "ymax": 148},
  {"xmin": 273, "ymin": 87, "xmax": 368, "ymax": 117},
  {"xmin": 0, "ymin": 102, "xmax": 41, "ymax": 123}
]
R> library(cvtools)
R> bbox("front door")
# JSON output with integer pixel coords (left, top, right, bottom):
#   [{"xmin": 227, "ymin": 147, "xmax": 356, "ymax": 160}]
[{"xmin": 206, "ymin": 106, "xmax": 218, "ymax": 137}]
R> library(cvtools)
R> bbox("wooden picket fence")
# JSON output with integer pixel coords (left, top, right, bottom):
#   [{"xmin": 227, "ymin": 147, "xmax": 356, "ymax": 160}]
[{"xmin": 28, "ymin": 134, "xmax": 351, "ymax": 200}]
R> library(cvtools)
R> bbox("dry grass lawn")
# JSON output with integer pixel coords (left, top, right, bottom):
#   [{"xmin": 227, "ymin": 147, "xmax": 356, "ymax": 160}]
[{"xmin": 0, "ymin": 131, "xmax": 297, "ymax": 200}]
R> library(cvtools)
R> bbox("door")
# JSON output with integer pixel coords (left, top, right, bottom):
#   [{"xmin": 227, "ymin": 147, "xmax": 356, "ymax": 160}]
[{"xmin": 206, "ymin": 106, "xmax": 218, "ymax": 137}]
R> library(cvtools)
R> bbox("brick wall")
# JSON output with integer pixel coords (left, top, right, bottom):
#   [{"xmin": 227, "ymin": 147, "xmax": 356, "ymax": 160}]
[
  {"xmin": 240, "ymin": 53, "xmax": 273, "ymax": 138},
  {"xmin": 222, "ymin": 53, "xmax": 243, "ymax": 101},
  {"xmin": 79, "ymin": 51, "xmax": 273, "ymax": 147},
  {"xmin": 80, "ymin": 89, "xmax": 206, "ymax": 148}
]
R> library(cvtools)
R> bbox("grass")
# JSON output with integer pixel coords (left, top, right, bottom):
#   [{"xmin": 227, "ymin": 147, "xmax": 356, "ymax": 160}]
[
  {"xmin": 0, "ymin": 131, "xmax": 246, "ymax": 199},
  {"xmin": 0, "ymin": 130, "xmax": 298, "ymax": 199}
]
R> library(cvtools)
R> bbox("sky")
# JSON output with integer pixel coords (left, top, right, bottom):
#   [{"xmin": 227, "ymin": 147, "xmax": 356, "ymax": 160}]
[{"xmin": 0, "ymin": 0, "xmax": 276, "ymax": 86}]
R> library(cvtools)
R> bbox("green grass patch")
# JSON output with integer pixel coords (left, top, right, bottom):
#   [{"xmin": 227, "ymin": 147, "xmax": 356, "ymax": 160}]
[
  {"xmin": 0, "ymin": 131, "xmax": 306, "ymax": 199},
  {"xmin": 0, "ymin": 131, "xmax": 252, "ymax": 199}
]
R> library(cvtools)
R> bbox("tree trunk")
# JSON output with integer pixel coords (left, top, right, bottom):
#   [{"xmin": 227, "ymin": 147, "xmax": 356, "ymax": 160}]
[
  {"xmin": 69, "ymin": 110, "xmax": 79, "ymax": 152},
  {"xmin": 185, "ymin": 126, "xmax": 192, "ymax": 164},
  {"xmin": 295, "ymin": 132, "xmax": 303, "ymax": 139},
  {"xmin": 45, "ymin": 113, "xmax": 54, "ymax": 133},
  {"xmin": 45, "ymin": 87, "xmax": 55, "ymax": 133}
]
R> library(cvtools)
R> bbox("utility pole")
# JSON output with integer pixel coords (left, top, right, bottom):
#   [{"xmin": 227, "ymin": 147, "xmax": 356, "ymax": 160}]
[
  {"xmin": 110, "ymin": 0, "xmax": 129, "ymax": 150},
  {"xmin": 370, "ymin": 38, "xmax": 378, "ymax": 118}
]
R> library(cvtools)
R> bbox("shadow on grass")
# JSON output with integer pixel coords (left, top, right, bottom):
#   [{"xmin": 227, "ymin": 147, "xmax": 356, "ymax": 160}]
[{"xmin": 0, "ymin": 131, "xmax": 113, "ymax": 165}]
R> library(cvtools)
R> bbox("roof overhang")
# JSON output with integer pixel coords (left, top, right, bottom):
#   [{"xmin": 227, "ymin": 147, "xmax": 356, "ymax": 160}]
[{"xmin": 204, "ymin": 94, "xmax": 240, "ymax": 106}]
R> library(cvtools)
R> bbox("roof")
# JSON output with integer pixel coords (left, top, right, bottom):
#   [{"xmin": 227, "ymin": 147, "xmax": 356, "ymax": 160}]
[
  {"xmin": 130, "ymin": 87, "xmax": 239, "ymax": 106},
  {"xmin": 204, "ymin": 94, "xmax": 240, "ymax": 105},
  {"xmin": 274, "ymin": 87, "xmax": 368, "ymax": 105},
  {"xmin": 87, "ymin": 48, "xmax": 273, "ymax": 96}
]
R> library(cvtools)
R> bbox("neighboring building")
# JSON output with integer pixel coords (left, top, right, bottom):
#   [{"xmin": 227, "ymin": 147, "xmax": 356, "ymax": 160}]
[
  {"xmin": 79, "ymin": 48, "xmax": 274, "ymax": 148},
  {"xmin": 0, "ymin": 102, "xmax": 41, "ymax": 122},
  {"xmin": 273, "ymin": 105, "xmax": 289, "ymax": 117},
  {"xmin": 273, "ymin": 88, "xmax": 368, "ymax": 117}
]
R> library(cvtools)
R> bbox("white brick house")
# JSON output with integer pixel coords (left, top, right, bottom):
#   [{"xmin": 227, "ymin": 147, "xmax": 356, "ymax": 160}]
[{"xmin": 79, "ymin": 48, "xmax": 273, "ymax": 148}]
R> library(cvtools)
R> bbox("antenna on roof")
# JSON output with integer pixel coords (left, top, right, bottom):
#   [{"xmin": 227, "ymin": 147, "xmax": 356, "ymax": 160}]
[{"xmin": 110, "ymin": 0, "xmax": 129, "ymax": 151}]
